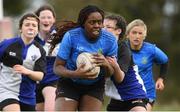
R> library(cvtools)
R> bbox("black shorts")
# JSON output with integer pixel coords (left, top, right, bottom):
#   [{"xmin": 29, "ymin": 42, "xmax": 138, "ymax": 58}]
[
  {"xmin": 0, "ymin": 99, "xmax": 35, "ymax": 111},
  {"xmin": 0, "ymin": 98, "xmax": 19, "ymax": 111},
  {"xmin": 107, "ymin": 98, "xmax": 147, "ymax": 111},
  {"xmin": 36, "ymin": 81, "xmax": 58, "ymax": 103},
  {"xmin": 56, "ymin": 78, "xmax": 105, "ymax": 102}
]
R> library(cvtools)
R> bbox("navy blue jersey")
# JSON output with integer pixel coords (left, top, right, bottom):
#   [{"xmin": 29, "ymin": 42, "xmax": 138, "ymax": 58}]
[
  {"xmin": 129, "ymin": 42, "xmax": 168, "ymax": 100},
  {"xmin": 0, "ymin": 37, "xmax": 46, "ymax": 105},
  {"xmin": 105, "ymin": 41, "xmax": 147, "ymax": 101},
  {"xmin": 35, "ymin": 35, "xmax": 59, "ymax": 84}
]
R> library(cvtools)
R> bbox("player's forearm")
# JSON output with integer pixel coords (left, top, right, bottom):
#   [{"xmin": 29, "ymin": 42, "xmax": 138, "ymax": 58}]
[
  {"xmin": 53, "ymin": 65, "xmax": 76, "ymax": 78},
  {"xmin": 104, "ymin": 64, "xmax": 114, "ymax": 77},
  {"xmin": 27, "ymin": 70, "xmax": 44, "ymax": 81},
  {"xmin": 113, "ymin": 65, "xmax": 125, "ymax": 83},
  {"xmin": 159, "ymin": 62, "xmax": 168, "ymax": 79}
]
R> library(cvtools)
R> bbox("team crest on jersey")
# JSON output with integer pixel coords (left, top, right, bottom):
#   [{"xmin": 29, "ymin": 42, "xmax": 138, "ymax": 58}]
[
  {"xmin": 142, "ymin": 57, "xmax": 147, "ymax": 64},
  {"xmin": 31, "ymin": 55, "xmax": 37, "ymax": 61}
]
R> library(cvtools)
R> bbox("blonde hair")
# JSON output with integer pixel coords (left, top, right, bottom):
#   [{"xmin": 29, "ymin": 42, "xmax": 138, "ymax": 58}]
[{"xmin": 126, "ymin": 19, "xmax": 147, "ymax": 39}]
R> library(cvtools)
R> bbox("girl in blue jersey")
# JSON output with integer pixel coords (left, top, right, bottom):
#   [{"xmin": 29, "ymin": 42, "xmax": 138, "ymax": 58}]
[
  {"xmin": 126, "ymin": 19, "xmax": 168, "ymax": 111},
  {"xmin": 53, "ymin": 5, "xmax": 117, "ymax": 111},
  {"xmin": 0, "ymin": 13, "xmax": 46, "ymax": 111},
  {"xmin": 34, "ymin": 5, "xmax": 59, "ymax": 111},
  {"xmin": 104, "ymin": 15, "xmax": 147, "ymax": 111}
]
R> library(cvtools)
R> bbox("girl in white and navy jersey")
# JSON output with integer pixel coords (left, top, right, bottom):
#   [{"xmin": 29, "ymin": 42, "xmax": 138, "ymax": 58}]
[
  {"xmin": 0, "ymin": 13, "xmax": 46, "ymax": 111},
  {"xmin": 34, "ymin": 5, "xmax": 59, "ymax": 111},
  {"xmin": 104, "ymin": 15, "xmax": 147, "ymax": 111}
]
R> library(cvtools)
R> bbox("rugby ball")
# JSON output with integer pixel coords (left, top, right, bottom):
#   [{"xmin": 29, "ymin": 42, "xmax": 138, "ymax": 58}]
[{"xmin": 76, "ymin": 52, "xmax": 100, "ymax": 77}]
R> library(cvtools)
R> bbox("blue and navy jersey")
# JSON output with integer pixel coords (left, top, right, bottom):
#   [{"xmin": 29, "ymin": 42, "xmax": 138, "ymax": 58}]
[
  {"xmin": 130, "ymin": 42, "xmax": 168, "ymax": 100},
  {"xmin": 105, "ymin": 41, "xmax": 147, "ymax": 101},
  {"xmin": 0, "ymin": 37, "xmax": 46, "ymax": 105},
  {"xmin": 35, "ymin": 36, "xmax": 59, "ymax": 84},
  {"xmin": 57, "ymin": 27, "xmax": 118, "ymax": 85}
]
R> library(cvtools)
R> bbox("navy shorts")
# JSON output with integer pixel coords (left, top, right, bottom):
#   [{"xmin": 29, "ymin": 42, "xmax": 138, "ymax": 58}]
[
  {"xmin": 56, "ymin": 78, "xmax": 105, "ymax": 102},
  {"xmin": 36, "ymin": 80, "xmax": 58, "ymax": 103}
]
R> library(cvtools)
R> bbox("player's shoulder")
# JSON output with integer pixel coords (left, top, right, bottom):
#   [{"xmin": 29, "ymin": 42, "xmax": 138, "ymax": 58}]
[
  {"xmin": 144, "ymin": 41, "xmax": 156, "ymax": 46},
  {"xmin": 101, "ymin": 29, "xmax": 115, "ymax": 37},
  {"xmin": 0, "ymin": 37, "xmax": 20, "ymax": 49},
  {"xmin": 2, "ymin": 37, "xmax": 19, "ymax": 43},
  {"xmin": 68, "ymin": 27, "xmax": 82, "ymax": 37},
  {"xmin": 143, "ymin": 41, "xmax": 156, "ymax": 49},
  {"xmin": 101, "ymin": 29, "xmax": 117, "ymax": 42},
  {"xmin": 141, "ymin": 42, "xmax": 159, "ymax": 56}
]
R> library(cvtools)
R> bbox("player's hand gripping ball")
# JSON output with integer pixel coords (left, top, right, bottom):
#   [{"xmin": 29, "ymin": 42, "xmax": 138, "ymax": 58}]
[{"xmin": 76, "ymin": 52, "xmax": 100, "ymax": 77}]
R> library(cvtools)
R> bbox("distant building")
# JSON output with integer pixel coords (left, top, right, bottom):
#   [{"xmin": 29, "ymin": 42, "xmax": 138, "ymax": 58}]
[
  {"xmin": 0, "ymin": 17, "xmax": 13, "ymax": 42},
  {"xmin": 0, "ymin": 0, "xmax": 13, "ymax": 41}
]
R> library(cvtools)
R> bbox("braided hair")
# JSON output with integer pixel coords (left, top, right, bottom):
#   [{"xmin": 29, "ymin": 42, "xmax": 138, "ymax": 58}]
[{"xmin": 78, "ymin": 5, "xmax": 104, "ymax": 27}]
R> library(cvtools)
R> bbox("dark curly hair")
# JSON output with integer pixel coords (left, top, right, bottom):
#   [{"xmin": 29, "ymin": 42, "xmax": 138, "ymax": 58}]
[
  {"xmin": 105, "ymin": 15, "xmax": 127, "ymax": 40},
  {"xmin": 19, "ymin": 12, "xmax": 39, "ymax": 30},
  {"xmin": 78, "ymin": 5, "xmax": 104, "ymax": 27}
]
